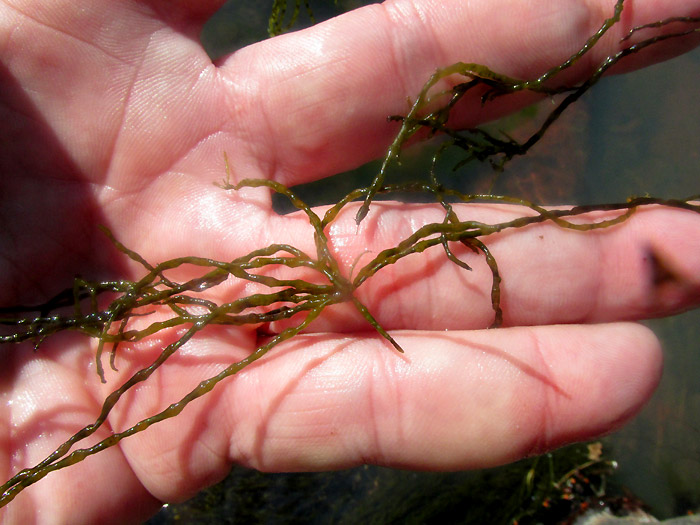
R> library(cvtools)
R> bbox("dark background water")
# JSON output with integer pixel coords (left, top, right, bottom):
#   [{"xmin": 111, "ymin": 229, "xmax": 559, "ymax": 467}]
[{"xmin": 149, "ymin": 1, "xmax": 700, "ymax": 522}]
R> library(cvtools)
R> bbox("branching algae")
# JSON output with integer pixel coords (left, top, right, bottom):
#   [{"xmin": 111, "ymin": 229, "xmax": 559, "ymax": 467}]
[
  {"xmin": 268, "ymin": 0, "xmax": 316, "ymax": 36},
  {"xmin": 1, "ymin": 0, "xmax": 699, "ymax": 509}
]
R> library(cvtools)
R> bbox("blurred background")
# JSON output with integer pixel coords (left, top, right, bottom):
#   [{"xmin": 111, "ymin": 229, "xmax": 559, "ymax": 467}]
[{"xmin": 148, "ymin": 1, "xmax": 700, "ymax": 522}]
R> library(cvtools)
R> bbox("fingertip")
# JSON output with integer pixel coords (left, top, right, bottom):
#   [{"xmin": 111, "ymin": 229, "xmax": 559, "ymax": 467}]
[{"xmin": 533, "ymin": 322, "xmax": 663, "ymax": 453}]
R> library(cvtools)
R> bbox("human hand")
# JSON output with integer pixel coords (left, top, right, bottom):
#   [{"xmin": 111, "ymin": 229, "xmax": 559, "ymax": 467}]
[{"xmin": 1, "ymin": 0, "xmax": 700, "ymax": 523}]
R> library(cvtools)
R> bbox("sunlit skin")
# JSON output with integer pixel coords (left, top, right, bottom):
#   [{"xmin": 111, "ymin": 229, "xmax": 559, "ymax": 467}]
[{"xmin": 1, "ymin": 0, "xmax": 700, "ymax": 523}]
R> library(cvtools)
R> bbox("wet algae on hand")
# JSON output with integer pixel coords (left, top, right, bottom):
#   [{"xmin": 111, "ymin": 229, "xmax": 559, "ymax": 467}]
[{"xmin": 1, "ymin": 0, "xmax": 700, "ymax": 521}]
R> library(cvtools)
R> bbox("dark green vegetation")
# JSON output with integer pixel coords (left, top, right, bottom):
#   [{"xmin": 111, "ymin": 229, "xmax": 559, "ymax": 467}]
[
  {"xmin": 1, "ymin": 0, "xmax": 699, "ymax": 517},
  {"xmin": 151, "ymin": 441, "xmax": 622, "ymax": 524},
  {"xmin": 268, "ymin": 0, "xmax": 317, "ymax": 36}
]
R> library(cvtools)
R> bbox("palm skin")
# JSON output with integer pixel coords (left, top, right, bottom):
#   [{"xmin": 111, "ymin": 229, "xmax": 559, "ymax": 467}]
[{"xmin": 1, "ymin": 0, "xmax": 700, "ymax": 523}]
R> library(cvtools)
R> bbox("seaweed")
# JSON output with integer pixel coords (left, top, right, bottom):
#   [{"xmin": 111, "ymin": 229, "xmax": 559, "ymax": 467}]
[
  {"xmin": 268, "ymin": 0, "xmax": 314, "ymax": 36},
  {"xmin": 1, "ymin": 0, "xmax": 699, "ymax": 509}
]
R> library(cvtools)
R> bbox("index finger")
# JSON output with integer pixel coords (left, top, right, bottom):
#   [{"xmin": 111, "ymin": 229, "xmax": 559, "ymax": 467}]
[{"xmin": 218, "ymin": 0, "xmax": 700, "ymax": 186}]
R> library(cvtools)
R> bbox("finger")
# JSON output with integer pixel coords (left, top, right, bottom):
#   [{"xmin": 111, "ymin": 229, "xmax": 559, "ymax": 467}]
[
  {"xmin": 261, "ymin": 201, "xmax": 700, "ymax": 332},
  {"xmin": 219, "ymin": 0, "xmax": 700, "ymax": 186},
  {"xmin": 126, "ymin": 322, "xmax": 660, "ymax": 481}
]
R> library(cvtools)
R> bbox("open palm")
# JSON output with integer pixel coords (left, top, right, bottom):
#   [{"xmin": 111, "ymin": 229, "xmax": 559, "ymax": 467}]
[{"xmin": 2, "ymin": 0, "xmax": 700, "ymax": 523}]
